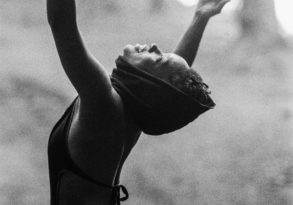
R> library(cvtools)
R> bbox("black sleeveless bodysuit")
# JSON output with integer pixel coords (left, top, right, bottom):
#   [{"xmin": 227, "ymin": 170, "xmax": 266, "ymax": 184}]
[{"xmin": 48, "ymin": 97, "xmax": 129, "ymax": 205}]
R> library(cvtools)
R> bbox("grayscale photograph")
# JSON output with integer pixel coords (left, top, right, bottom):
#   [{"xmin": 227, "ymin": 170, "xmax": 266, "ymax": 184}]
[{"xmin": 0, "ymin": 0, "xmax": 292, "ymax": 204}]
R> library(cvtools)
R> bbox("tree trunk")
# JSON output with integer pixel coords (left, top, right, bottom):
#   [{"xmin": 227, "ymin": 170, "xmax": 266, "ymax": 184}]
[
  {"xmin": 227, "ymin": 0, "xmax": 289, "ymax": 76},
  {"xmin": 237, "ymin": 0, "xmax": 284, "ymax": 47}
]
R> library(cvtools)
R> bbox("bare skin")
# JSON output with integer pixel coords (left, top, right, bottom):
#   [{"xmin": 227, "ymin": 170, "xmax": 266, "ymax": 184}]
[{"xmin": 47, "ymin": 0, "xmax": 230, "ymax": 204}]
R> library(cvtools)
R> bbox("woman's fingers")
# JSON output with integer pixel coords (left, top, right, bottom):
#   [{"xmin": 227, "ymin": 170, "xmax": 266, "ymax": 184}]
[
  {"xmin": 217, "ymin": 0, "xmax": 230, "ymax": 10},
  {"xmin": 197, "ymin": 0, "xmax": 231, "ymax": 16}
]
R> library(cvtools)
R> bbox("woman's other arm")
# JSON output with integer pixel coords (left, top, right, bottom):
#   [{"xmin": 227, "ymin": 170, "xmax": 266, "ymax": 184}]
[
  {"xmin": 174, "ymin": 0, "xmax": 230, "ymax": 67},
  {"xmin": 47, "ymin": 0, "xmax": 115, "ymax": 106}
]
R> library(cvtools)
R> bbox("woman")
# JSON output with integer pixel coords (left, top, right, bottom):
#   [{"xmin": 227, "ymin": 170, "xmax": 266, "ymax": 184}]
[{"xmin": 47, "ymin": 0, "xmax": 230, "ymax": 204}]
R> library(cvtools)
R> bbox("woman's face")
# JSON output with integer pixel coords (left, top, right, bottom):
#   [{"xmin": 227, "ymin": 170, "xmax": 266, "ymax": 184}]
[{"xmin": 121, "ymin": 44, "xmax": 189, "ymax": 81}]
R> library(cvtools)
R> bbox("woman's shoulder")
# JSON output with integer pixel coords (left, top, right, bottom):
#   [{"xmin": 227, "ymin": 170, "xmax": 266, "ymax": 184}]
[
  {"xmin": 68, "ymin": 92, "xmax": 140, "ymax": 147},
  {"xmin": 66, "ymin": 93, "xmax": 139, "ymax": 184},
  {"xmin": 74, "ymin": 91, "xmax": 125, "ymax": 132}
]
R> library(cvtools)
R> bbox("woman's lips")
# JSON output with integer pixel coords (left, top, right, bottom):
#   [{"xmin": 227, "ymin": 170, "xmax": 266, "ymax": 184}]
[
  {"xmin": 123, "ymin": 44, "xmax": 151, "ymax": 56},
  {"xmin": 135, "ymin": 44, "xmax": 150, "ymax": 53}
]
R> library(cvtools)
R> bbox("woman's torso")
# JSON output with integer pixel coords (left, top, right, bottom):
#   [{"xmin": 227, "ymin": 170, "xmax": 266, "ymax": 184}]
[{"xmin": 48, "ymin": 95, "xmax": 141, "ymax": 205}]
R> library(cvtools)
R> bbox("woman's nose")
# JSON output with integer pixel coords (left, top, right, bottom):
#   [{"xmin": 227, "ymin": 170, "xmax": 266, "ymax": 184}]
[{"xmin": 149, "ymin": 44, "xmax": 161, "ymax": 54}]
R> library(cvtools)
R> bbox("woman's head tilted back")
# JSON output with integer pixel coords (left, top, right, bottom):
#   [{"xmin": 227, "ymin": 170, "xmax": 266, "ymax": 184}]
[
  {"xmin": 121, "ymin": 44, "xmax": 210, "ymax": 97},
  {"xmin": 110, "ymin": 44, "xmax": 215, "ymax": 135},
  {"xmin": 122, "ymin": 44, "xmax": 188, "ymax": 83}
]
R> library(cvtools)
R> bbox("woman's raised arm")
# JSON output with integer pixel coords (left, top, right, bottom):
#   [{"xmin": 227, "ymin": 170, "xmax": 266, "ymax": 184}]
[
  {"xmin": 174, "ymin": 0, "xmax": 230, "ymax": 67},
  {"xmin": 47, "ymin": 0, "xmax": 115, "ymax": 105}
]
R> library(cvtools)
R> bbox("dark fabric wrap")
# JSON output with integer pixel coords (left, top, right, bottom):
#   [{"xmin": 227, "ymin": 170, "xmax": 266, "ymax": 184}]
[{"xmin": 110, "ymin": 56, "xmax": 215, "ymax": 135}]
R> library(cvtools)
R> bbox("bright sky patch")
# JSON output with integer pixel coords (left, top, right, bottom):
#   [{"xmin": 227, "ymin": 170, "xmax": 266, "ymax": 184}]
[{"xmin": 177, "ymin": 0, "xmax": 293, "ymax": 34}]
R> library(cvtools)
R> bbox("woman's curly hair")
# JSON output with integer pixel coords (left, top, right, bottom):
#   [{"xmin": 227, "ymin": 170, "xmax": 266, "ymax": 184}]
[{"xmin": 168, "ymin": 69, "xmax": 211, "ymax": 101}]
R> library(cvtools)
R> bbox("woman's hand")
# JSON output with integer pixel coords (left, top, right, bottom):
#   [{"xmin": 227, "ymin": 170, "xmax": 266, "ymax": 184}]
[
  {"xmin": 195, "ymin": 0, "xmax": 230, "ymax": 18},
  {"xmin": 174, "ymin": 0, "xmax": 231, "ymax": 66}
]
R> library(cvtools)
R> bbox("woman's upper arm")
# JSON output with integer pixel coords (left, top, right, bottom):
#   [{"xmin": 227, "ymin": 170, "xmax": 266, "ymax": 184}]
[{"xmin": 50, "ymin": 23, "xmax": 114, "ymax": 105}]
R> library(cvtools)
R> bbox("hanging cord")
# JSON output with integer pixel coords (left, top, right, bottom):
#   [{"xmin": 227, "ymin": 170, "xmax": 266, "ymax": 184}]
[{"xmin": 112, "ymin": 185, "xmax": 129, "ymax": 205}]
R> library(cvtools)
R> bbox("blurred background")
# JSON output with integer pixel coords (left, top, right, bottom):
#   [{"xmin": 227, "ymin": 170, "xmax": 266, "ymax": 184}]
[{"xmin": 0, "ymin": 0, "xmax": 293, "ymax": 204}]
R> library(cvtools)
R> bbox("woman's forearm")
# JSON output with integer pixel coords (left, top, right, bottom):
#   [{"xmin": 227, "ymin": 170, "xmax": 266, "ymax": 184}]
[
  {"xmin": 174, "ymin": 13, "xmax": 209, "ymax": 67},
  {"xmin": 47, "ymin": 0, "xmax": 77, "ymax": 28},
  {"xmin": 174, "ymin": 0, "xmax": 230, "ymax": 67}
]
